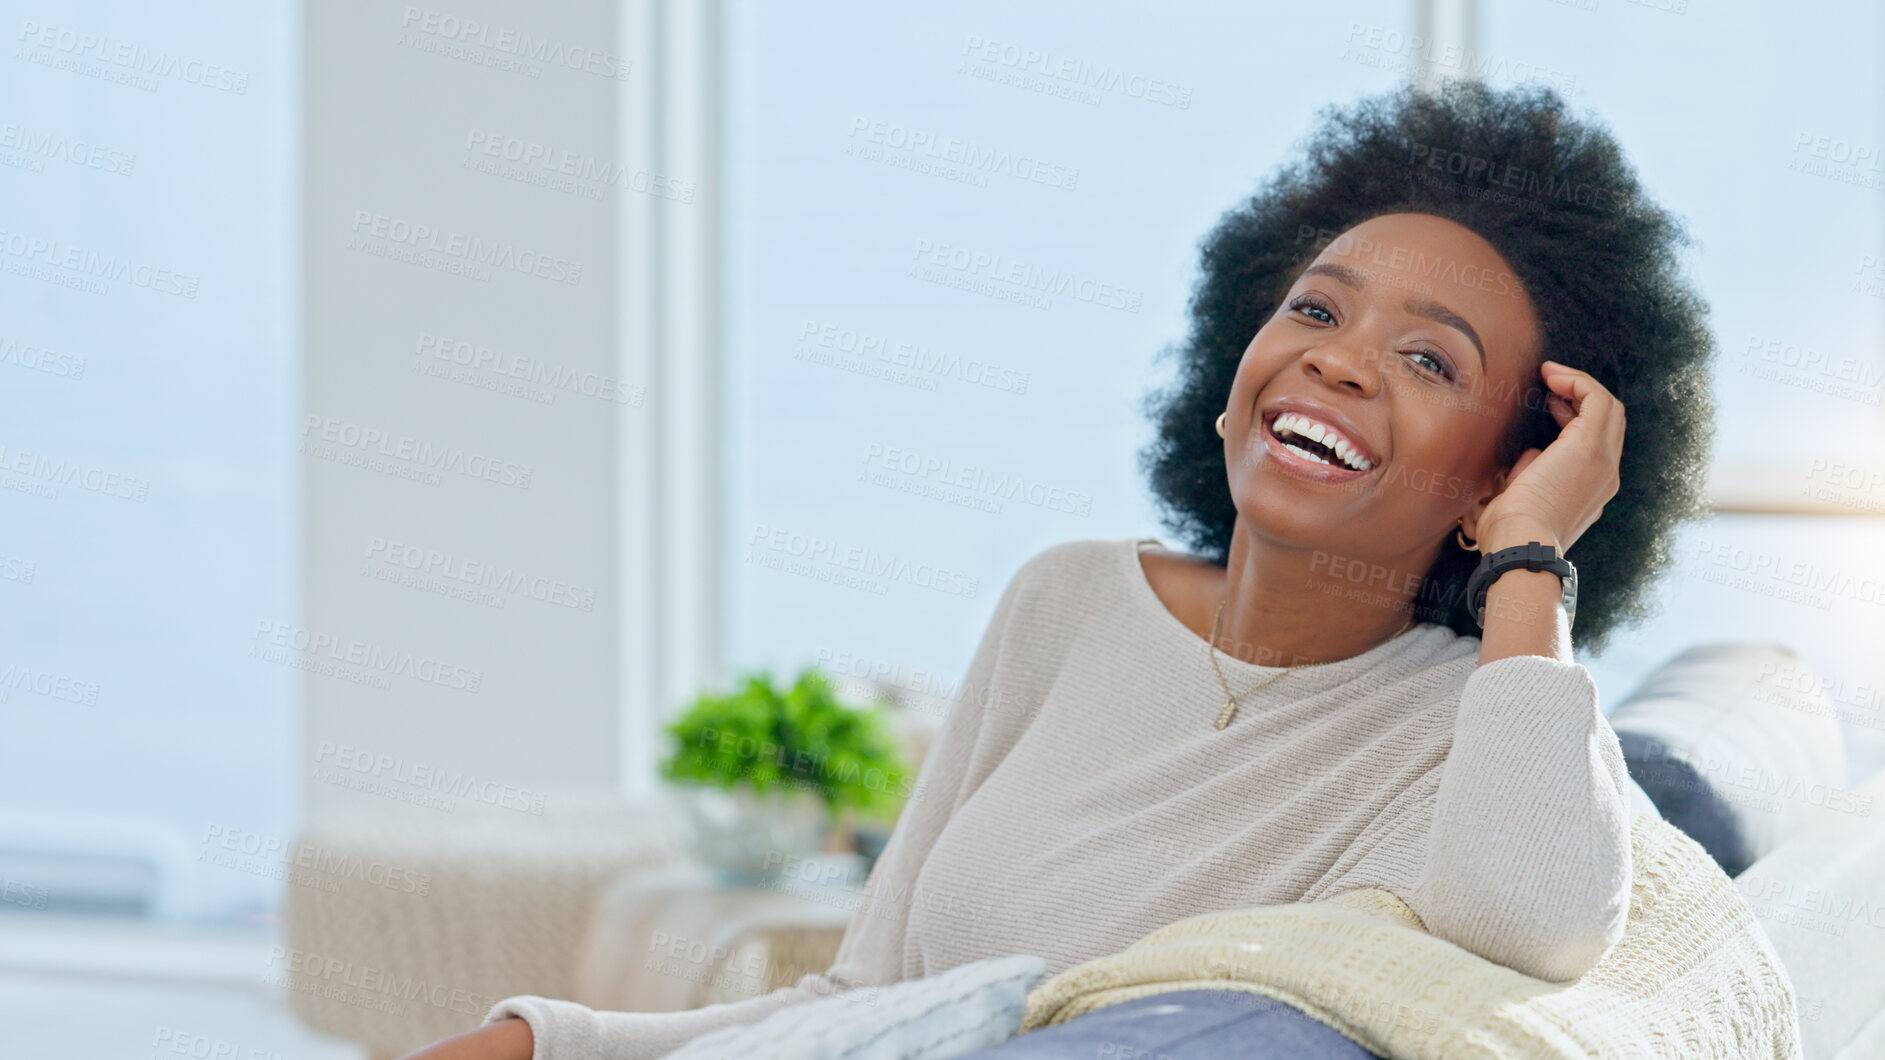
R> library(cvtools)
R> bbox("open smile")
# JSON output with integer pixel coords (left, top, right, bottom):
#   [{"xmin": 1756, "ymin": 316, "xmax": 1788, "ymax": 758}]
[{"xmin": 1258, "ymin": 410, "xmax": 1378, "ymax": 484}]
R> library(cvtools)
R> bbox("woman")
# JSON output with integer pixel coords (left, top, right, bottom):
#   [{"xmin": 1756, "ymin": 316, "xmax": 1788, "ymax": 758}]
[{"xmin": 406, "ymin": 78, "xmax": 1713, "ymax": 1060}]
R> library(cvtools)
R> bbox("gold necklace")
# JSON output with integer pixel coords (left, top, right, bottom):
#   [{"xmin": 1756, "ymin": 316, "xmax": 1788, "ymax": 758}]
[{"xmin": 1207, "ymin": 599, "xmax": 1415, "ymax": 729}]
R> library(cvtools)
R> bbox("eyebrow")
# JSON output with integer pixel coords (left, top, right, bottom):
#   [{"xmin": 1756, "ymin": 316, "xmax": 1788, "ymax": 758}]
[{"xmin": 1298, "ymin": 263, "xmax": 1487, "ymax": 370}]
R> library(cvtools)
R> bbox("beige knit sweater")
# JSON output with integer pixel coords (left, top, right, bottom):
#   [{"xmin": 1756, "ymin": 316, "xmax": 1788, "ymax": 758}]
[{"xmin": 487, "ymin": 536, "xmax": 1638, "ymax": 1059}]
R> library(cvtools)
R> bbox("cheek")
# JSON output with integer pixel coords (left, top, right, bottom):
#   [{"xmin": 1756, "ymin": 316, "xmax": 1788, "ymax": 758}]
[{"xmin": 1386, "ymin": 412, "xmax": 1497, "ymax": 503}]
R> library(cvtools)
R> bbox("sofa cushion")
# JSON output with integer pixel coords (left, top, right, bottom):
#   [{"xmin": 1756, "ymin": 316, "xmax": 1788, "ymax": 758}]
[
  {"xmin": 1736, "ymin": 767, "xmax": 1885, "ymax": 1060},
  {"xmin": 1610, "ymin": 643, "xmax": 1847, "ymax": 876}
]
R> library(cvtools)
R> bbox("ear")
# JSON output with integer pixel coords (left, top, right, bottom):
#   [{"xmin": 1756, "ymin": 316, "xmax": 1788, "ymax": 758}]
[{"xmin": 1459, "ymin": 447, "xmax": 1543, "ymax": 542}]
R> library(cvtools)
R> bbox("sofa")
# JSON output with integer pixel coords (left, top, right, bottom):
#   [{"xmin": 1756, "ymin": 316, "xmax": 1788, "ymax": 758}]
[{"xmin": 281, "ymin": 642, "xmax": 1885, "ymax": 1059}]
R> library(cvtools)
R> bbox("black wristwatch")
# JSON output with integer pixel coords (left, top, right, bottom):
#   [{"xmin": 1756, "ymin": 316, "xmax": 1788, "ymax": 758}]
[{"xmin": 1465, "ymin": 541, "xmax": 1577, "ymax": 629}]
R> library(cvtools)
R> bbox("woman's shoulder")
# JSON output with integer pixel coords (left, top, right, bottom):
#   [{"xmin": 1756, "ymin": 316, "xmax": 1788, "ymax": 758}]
[
  {"xmin": 1008, "ymin": 536, "xmax": 1148, "ymax": 596},
  {"xmin": 977, "ymin": 538, "xmax": 1140, "ymax": 631},
  {"xmin": 1005, "ymin": 536, "xmax": 1227, "ymax": 624}
]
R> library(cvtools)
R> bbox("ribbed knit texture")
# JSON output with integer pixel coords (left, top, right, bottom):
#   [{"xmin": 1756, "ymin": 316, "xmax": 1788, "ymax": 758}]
[
  {"xmin": 487, "ymin": 536, "xmax": 1636, "ymax": 1059},
  {"xmin": 1020, "ymin": 815, "xmax": 1803, "ymax": 1059}
]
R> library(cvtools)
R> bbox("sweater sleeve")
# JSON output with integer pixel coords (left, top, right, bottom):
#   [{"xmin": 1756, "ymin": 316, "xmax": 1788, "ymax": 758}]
[
  {"xmin": 1407, "ymin": 653, "xmax": 1635, "ymax": 983},
  {"xmin": 480, "ymin": 554, "xmax": 1038, "ymax": 1060}
]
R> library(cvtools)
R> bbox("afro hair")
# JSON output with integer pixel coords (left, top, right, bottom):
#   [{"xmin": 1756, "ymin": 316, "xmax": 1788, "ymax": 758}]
[{"xmin": 1138, "ymin": 78, "xmax": 1716, "ymax": 656}]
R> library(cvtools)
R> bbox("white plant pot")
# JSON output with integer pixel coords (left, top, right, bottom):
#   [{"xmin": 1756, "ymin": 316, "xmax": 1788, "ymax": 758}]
[{"xmin": 674, "ymin": 785, "xmax": 832, "ymax": 881}]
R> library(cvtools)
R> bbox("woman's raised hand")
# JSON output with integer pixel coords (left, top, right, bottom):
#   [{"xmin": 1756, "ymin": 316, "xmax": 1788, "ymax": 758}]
[{"xmin": 1475, "ymin": 359, "xmax": 1625, "ymax": 553}]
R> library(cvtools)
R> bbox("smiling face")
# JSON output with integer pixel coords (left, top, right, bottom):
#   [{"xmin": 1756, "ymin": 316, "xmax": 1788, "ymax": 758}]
[{"xmin": 1221, "ymin": 212, "xmax": 1546, "ymax": 559}]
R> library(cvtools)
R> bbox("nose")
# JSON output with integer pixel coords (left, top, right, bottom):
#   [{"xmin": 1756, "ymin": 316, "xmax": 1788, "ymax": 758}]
[{"xmin": 1301, "ymin": 338, "xmax": 1382, "ymax": 397}]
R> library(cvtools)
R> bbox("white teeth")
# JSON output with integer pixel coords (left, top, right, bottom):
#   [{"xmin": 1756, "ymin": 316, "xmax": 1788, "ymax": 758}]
[
  {"xmin": 1285, "ymin": 441, "xmax": 1332, "ymax": 465},
  {"xmin": 1273, "ymin": 411, "xmax": 1373, "ymax": 472}
]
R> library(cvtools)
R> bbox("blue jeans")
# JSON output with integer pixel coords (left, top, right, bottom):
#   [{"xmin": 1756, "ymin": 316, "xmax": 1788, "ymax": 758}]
[{"xmin": 959, "ymin": 988, "xmax": 1385, "ymax": 1059}]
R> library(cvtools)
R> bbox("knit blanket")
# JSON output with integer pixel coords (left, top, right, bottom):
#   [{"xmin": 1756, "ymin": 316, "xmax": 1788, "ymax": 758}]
[{"xmin": 1020, "ymin": 814, "xmax": 1803, "ymax": 1059}]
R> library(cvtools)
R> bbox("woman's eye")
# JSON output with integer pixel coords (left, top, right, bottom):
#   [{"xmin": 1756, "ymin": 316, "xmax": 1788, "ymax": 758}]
[
  {"xmin": 1290, "ymin": 296, "xmax": 1334, "ymax": 324},
  {"xmin": 1406, "ymin": 348, "xmax": 1451, "ymax": 378}
]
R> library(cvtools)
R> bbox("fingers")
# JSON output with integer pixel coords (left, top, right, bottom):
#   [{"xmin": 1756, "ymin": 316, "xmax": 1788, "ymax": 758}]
[
  {"xmin": 1540, "ymin": 360, "xmax": 1625, "ymax": 443},
  {"xmin": 1545, "ymin": 390, "xmax": 1575, "ymax": 427},
  {"xmin": 1540, "ymin": 363, "xmax": 1626, "ymax": 504}
]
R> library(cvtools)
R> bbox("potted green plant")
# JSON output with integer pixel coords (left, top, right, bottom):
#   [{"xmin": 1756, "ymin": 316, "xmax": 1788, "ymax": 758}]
[{"xmin": 658, "ymin": 666, "xmax": 912, "ymax": 880}]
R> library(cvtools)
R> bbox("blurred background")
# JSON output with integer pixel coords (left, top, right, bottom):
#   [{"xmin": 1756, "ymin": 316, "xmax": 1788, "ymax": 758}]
[{"xmin": 2, "ymin": 0, "xmax": 1881, "ymax": 1056}]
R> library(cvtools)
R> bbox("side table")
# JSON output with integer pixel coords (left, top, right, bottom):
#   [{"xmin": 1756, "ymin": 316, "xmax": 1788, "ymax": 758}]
[{"xmin": 570, "ymin": 854, "xmax": 867, "ymax": 1015}]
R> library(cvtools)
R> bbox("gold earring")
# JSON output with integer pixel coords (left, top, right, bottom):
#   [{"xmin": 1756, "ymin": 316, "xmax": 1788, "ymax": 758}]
[
  {"xmin": 1215, "ymin": 412, "xmax": 1228, "ymax": 438},
  {"xmin": 1455, "ymin": 521, "xmax": 1477, "ymax": 551}
]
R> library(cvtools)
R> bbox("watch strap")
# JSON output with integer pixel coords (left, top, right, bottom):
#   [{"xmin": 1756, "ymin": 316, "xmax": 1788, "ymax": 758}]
[{"xmin": 1466, "ymin": 541, "xmax": 1577, "ymax": 629}]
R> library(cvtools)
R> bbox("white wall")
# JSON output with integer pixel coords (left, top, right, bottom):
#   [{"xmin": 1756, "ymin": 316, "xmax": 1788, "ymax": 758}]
[{"xmin": 302, "ymin": 0, "xmax": 626, "ymax": 816}]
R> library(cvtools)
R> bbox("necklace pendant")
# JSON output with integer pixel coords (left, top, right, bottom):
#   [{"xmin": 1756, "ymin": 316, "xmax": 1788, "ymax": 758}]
[{"xmin": 1215, "ymin": 697, "xmax": 1237, "ymax": 729}]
